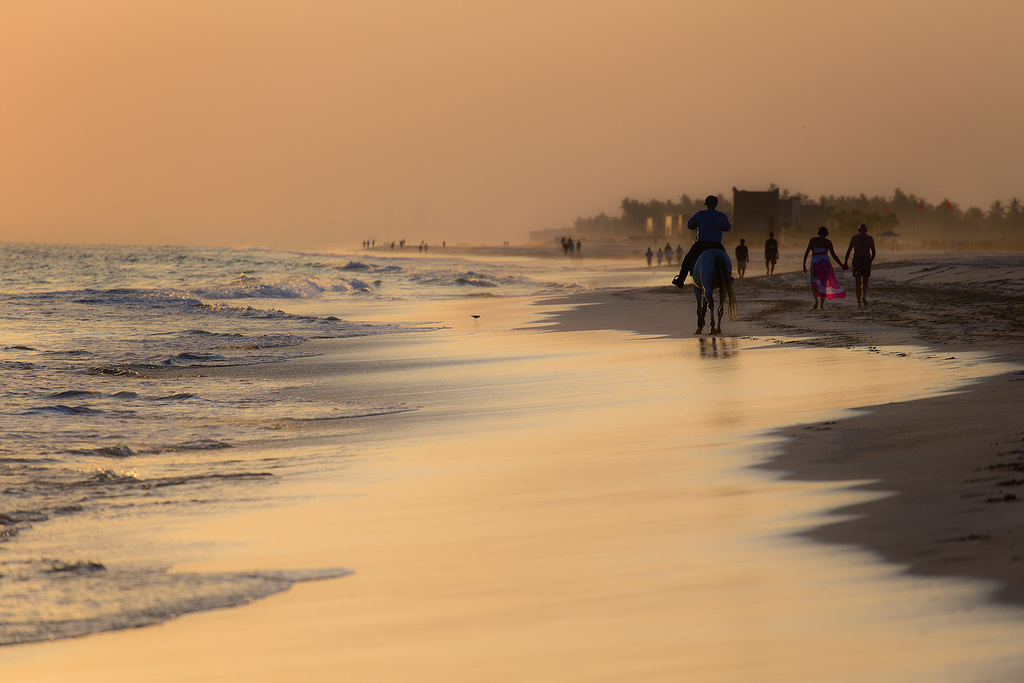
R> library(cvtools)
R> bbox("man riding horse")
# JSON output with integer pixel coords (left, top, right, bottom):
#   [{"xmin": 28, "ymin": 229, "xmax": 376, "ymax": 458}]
[
  {"xmin": 672, "ymin": 195, "xmax": 732, "ymax": 287},
  {"xmin": 672, "ymin": 195, "xmax": 736, "ymax": 334}
]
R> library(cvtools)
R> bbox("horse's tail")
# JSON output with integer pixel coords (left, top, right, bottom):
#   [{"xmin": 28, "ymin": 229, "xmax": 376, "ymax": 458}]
[{"xmin": 717, "ymin": 252, "xmax": 738, "ymax": 320}]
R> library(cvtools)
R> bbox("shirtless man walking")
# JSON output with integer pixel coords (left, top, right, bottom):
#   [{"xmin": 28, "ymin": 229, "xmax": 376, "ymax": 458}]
[
  {"xmin": 843, "ymin": 224, "xmax": 876, "ymax": 307},
  {"xmin": 764, "ymin": 232, "xmax": 778, "ymax": 275}
]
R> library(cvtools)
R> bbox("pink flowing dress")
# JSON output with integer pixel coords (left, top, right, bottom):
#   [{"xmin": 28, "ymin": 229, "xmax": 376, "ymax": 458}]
[{"xmin": 809, "ymin": 247, "xmax": 846, "ymax": 299}]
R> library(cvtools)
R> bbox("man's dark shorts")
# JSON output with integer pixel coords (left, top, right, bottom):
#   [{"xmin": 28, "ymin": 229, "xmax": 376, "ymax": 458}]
[{"xmin": 852, "ymin": 255, "xmax": 872, "ymax": 278}]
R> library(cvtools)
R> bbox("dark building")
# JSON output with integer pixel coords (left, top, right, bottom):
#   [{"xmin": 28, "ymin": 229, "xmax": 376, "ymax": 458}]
[
  {"xmin": 732, "ymin": 188, "xmax": 784, "ymax": 235},
  {"xmin": 731, "ymin": 187, "xmax": 828, "ymax": 246}
]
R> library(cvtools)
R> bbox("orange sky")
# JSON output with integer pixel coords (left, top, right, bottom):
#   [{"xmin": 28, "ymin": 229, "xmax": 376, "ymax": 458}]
[{"xmin": 2, "ymin": 0, "xmax": 1022, "ymax": 249}]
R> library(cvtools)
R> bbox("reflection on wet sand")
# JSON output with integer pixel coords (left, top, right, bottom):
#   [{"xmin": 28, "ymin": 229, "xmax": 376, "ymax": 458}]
[{"xmin": 698, "ymin": 335, "xmax": 739, "ymax": 359}]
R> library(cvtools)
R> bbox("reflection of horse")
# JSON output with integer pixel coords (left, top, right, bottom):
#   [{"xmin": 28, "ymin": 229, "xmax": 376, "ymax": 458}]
[
  {"xmin": 698, "ymin": 336, "xmax": 739, "ymax": 359},
  {"xmin": 691, "ymin": 249, "xmax": 737, "ymax": 335}
]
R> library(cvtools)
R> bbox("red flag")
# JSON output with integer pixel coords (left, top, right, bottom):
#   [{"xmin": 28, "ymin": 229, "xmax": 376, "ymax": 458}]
[
  {"xmin": 885, "ymin": 207, "xmax": 890, "ymax": 214},
  {"xmin": 945, "ymin": 201, "xmax": 953, "ymax": 210},
  {"xmin": 916, "ymin": 203, "xmax": 922, "ymax": 210}
]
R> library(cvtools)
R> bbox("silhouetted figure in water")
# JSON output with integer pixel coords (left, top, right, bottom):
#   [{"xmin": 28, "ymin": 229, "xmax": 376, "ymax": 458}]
[
  {"xmin": 734, "ymin": 239, "xmax": 748, "ymax": 278},
  {"xmin": 803, "ymin": 226, "xmax": 848, "ymax": 309},
  {"xmin": 673, "ymin": 195, "xmax": 731, "ymax": 287},
  {"xmin": 764, "ymin": 232, "xmax": 778, "ymax": 275},
  {"xmin": 844, "ymin": 223, "xmax": 876, "ymax": 307}
]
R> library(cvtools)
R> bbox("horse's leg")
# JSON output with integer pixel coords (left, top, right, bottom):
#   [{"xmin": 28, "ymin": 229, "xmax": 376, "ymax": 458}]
[
  {"xmin": 693, "ymin": 286, "xmax": 705, "ymax": 335},
  {"xmin": 695, "ymin": 305, "xmax": 706, "ymax": 335}
]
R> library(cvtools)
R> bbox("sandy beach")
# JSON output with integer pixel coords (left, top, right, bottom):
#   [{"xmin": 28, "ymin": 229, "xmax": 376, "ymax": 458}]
[
  {"xmin": 6, "ymin": 3, "xmax": 1024, "ymax": 680},
  {"xmin": 547, "ymin": 249, "xmax": 1024, "ymax": 606},
  {"xmin": 2, "ymin": 248, "xmax": 1023, "ymax": 681}
]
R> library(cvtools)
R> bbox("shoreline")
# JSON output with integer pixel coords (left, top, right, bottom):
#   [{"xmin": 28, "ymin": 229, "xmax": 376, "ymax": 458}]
[
  {"xmin": 537, "ymin": 250, "xmax": 1024, "ymax": 606},
  {"xmin": 763, "ymin": 369, "xmax": 1024, "ymax": 605},
  {"xmin": 2, "ymin": 250, "xmax": 1023, "ymax": 681}
]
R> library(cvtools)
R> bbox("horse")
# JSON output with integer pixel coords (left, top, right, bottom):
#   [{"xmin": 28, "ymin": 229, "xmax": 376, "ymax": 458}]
[{"xmin": 690, "ymin": 249, "xmax": 737, "ymax": 335}]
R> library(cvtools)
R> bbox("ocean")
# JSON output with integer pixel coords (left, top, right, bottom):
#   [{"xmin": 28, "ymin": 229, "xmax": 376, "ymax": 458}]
[
  {"xmin": 3, "ymin": 242, "xmax": 1024, "ymax": 681},
  {"xmin": 0, "ymin": 242, "xmax": 593, "ymax": 643},
  {"xmin": 0, "ymin": 242, "xmax": 624, "ymax": 645}
]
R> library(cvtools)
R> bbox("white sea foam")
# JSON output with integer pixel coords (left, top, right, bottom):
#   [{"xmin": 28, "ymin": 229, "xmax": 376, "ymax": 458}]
[{"xmin": 0, "ymin": 241, "xmax": 627, "ymax": 647}]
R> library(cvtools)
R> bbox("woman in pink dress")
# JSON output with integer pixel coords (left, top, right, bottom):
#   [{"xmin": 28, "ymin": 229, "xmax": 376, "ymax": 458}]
[{"xmin": 802, "ymin": 226, "xmax": 848, "ymax": 309}]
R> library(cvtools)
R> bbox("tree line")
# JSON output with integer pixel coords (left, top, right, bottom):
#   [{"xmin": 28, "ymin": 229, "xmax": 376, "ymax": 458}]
[
  {"xmin": 568, "ymin": 187, "xmax": 1024, "ymax": 248},
  {"xmin": 806, "ymin": 187, "xmax": 1024, "ymax": 239},
  {"xmin": 569, "ymin": 194, "xmax": 734, "ymax": 238}
]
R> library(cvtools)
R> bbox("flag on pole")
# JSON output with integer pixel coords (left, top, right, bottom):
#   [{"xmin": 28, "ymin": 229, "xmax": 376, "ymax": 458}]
[
  {"xmin": 885, "ymin": 207, "xmax": 890, "ymax": 215},
  {"xmin": 916, "ymin": 203, "xmax": 923, "ymax": 210},
  {"xmin": 945, "ymin": 201, "xmax": 953, "ymax": 210}
]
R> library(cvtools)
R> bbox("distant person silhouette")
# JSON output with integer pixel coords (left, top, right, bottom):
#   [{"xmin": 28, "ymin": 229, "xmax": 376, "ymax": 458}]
[
  {"xmin": 803, "ymin": 226, "xmax": 848, "ymax": 309},
  {"xmin": 673, "ymin": 195, "xmax": 731, "ymax": 287},
  {"xmin": 843, "ymin": 223, "xmax": 876, "ymax": 307},
  {"xmin": 646, "ymin": 247, "xmax": 654, "ymax": 266},
  {"xmin": 665, "ymin": 243, "xmax": 674, "ymax": 265},
  {"xmin": 734, "ymin": 239, "xmax": 749, "ymax": 278},
  {"xmin": 764, "ymin": 232, "xmax": 778, "ymax": 275}
]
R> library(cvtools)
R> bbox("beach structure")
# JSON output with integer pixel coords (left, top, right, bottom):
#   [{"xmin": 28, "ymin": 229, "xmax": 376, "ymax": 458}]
[{"xmin": 731, "ymin": 187, "xmax": 828, "ymax": 245}]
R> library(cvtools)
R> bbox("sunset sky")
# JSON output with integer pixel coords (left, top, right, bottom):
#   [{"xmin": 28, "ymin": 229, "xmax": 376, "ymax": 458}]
[{"xmin": 2, "ymin": 0, "xmax": 1022, "ymax": 249}]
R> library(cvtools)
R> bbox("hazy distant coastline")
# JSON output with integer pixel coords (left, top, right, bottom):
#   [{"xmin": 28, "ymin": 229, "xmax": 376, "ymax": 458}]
[{"xmin": 533, "ymin": 187, "xmax": 1024, "ymax": 251}]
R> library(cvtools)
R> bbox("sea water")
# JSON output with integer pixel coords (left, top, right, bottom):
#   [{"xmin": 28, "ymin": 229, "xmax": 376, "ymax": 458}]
[
  {"xmin": 0, "ymin": 242, "xmax": 640, "ymax": 645},
  {"xmin": 3, "ymin": 242, "xmax": 1023, "ymax": 680}
]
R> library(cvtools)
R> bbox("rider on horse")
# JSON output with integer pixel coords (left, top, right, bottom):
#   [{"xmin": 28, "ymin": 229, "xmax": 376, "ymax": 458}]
[{"xmin": 672, "ymin": 195, "xmax": 732, "ymax": 287}]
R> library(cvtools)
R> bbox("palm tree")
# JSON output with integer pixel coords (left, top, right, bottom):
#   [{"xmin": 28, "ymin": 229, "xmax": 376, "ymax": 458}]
[
  {"xmin": 987, "ymin": 200, "xmax": 1007, "ymax": 229},
  {"xmin": 1007, "ymin": 198, "xmax": 1023, "ymax": 229}
]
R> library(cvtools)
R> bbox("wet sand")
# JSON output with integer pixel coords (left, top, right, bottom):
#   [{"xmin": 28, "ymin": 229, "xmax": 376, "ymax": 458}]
[
  {"xmin": 2, "ymin": 250, "xmax": 1023, "ymax": 681},
  {"xmin": 543, "ymin": 250, "xmax": 1024, "ymax": 606},
  {"xmin": 752, "ymin": 254, "xmax": 1024, "ymax": 606}
]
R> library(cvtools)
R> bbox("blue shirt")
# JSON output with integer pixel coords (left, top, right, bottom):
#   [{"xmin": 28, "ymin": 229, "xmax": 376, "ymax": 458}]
[{"xmin": 687, "ymin": 209, "xmax": 732, "ymax": 242}]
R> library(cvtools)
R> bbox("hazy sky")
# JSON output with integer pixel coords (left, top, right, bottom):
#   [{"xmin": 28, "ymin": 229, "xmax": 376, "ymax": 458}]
[{"xmin": 2, "ymin": 0, "xmax": 1022, "ymax": 249}]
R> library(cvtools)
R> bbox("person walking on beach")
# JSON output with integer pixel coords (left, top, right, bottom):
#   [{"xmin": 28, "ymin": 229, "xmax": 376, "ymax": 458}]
[
  {"xmin": 844, "ymin": 223, "xmax": 876, "ymax": 307},
  {"xmin": 764, "ymin": 232, "xmax": 779, "ymax": 275},
  {"xmin": 657, "ymin": 248, "xmax": 664, "ymax": 266},
  {"xmin": 665, "ymin": 243, "xmax": 674, "ymax": 266},
  {"xmin": 802, "ymin": 226, "xmax": 847, "ymax": 309},
  {"xmin": 734, "ymin": 239, "xmax": 749, "ymax": 278},
  {"xmin": 646, "ymin": 247, "xmax": 654, "ymax": 266},
  {"xmin": 673, "ymin": 195, "xmax": 731, "ymax": 287}
]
